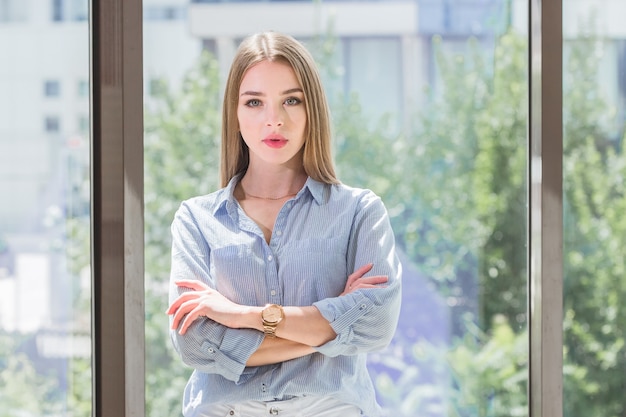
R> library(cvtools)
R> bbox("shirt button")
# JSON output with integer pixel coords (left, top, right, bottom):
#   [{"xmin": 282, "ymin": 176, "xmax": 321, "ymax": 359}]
[
  {"xmin": 269, "ymin": 407, "xmax": 279, "ymax": 415},
  {"xmin": 229, "ymin": 411, "xmax": 235, "ymax": 416},
  {"xmin": 275, "ymin": 230, "xmax": 282, "ymax": 236},
  {"xmin": 267, "ymin": 255, "xmax": 273, "ymax": 262},
  {"xmin": 270, "ymin": 290, "xmax": 276, "ymax": 296}
]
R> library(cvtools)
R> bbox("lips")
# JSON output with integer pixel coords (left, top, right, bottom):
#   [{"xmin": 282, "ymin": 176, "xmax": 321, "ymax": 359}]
[{"xmin": 262, "ymin": 134, "xmax": 288, "ymax": 149}]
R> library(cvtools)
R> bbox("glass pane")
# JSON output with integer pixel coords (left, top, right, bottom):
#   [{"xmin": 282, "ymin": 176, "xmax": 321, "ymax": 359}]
[
  {"xmin": 0, "ymin": 1, "xmax": 91, "ymax": 416},
  {"xmin": 144, "ymin": 1, "xmax": 529, "ymax": 416},
  {"xmin": 562, "ymin": 1, "xmax": 626, "ymax": 416}
]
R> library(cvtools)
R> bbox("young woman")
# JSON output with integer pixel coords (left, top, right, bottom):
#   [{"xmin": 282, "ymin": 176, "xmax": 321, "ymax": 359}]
[{"xmin": 167, "ymin": 31, "xmax": 402, "ymax": 417}]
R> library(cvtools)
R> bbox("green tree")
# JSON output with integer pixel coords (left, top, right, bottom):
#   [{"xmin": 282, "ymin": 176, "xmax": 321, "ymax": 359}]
[
  {"xmin": 561, "ymin": 34, "xmax": 626, "ymax": 417},
  {"xmin": 0, "ymin": 332, "xmax": 63, "ymax": 416},
  {"xmin": 360, "ymin": 30, "xmax": 529, "ymax": 417}
]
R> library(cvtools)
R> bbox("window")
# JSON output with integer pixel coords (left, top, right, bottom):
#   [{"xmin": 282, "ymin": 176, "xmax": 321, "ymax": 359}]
[
  {"xmin": 143, "ymin": 6, "xmax": 186, "ymax": 21},
  {"xmin": 44, "ymin": 115, "xmax": 60, "ymax": 132},
  {"xmin": 147, "ymin": 78, "xmax": 164, "ymax": 97},
  {"xmin": 44, "ymin": 80, "xmax": 61, "ymax": 97},
  {"xmin": 78, "ymin": 114, "xmax": 89, "ymax": 133},
  {"xmin": 0, "ymin": 0, "xmax": 27, "ymax": 22},
  {"xmin": 52, "ymin": 0, "xmax": 63, "ymax": 22},
  {"xmin": 77, "ymin": 79, "xmax": 88, "ymax": 98},
  {"xmin": 71, "ymin": 0, "xmax": 87, "ymax": 21},
  {"xmin": 8, "ymin": 0, "xmax": 621, "ymax": 415},
  {"xmin": 0, "ymin": 0, "xmax": 9, "ymax": 22}
]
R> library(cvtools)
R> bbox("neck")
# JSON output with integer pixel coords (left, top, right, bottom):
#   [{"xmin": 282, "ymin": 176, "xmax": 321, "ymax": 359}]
[
  {"xmin": 240, "ymin": 166, "xmax": 307, "ymax": 199},
  {"xmin": 241, "ymin": 188, "xmax": 298, "ymax": 200}
]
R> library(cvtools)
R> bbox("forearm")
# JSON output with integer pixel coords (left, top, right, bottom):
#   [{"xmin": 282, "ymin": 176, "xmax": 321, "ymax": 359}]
[
  {"xmin": 240, "ymin": 305, "xmax": 337, "ymax": 347},
  {"xmin": 247, "ymin": 336, "xmax": 315, "ymax": 366}
]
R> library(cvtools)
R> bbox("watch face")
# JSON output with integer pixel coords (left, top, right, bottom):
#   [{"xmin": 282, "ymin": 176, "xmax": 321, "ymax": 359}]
[{"xmin": 263, "ymin": 305, "xmax": 283, "ymax": 323}]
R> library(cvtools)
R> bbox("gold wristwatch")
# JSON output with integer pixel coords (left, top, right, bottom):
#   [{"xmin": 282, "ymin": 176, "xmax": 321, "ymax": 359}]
[{"xmin": 261, "ymin": 304, "xmax": 284, "ymax": 338}]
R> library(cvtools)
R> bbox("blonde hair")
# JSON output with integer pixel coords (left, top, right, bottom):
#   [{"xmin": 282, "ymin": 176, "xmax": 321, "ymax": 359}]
[{"xmin": 220, "ymin": 31, "xmax": 339, "ymax": 187}]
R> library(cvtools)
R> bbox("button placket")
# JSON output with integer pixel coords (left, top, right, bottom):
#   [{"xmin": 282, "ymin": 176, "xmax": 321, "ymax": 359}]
[{"xmin": 264, "ymin": 237, "xmax": 282, "ymax": 303}]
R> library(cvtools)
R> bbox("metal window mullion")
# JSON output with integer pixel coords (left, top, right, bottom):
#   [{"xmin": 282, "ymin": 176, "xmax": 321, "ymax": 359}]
[
  {"xmin": 528, "ymin": 0, "xmax": 563, "ymax": 416},
  {"xmin": 90, "ymin": 0, "xmax": 144, "ymax": 416}
]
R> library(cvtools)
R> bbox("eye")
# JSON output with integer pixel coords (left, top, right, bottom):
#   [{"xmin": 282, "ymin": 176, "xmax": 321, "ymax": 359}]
[
  {"xmin": 284, "ymin": 97, "xmax": 302, "ymax": 106},
  {"xmin": 245, "ymin": 99, "xmax": 262, "ymax": 107}
]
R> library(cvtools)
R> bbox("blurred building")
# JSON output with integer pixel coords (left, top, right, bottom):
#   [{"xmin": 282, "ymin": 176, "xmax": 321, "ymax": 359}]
[
  {"xmin": 0, "ymin": 0, "xmax": 201, "ymax": 335},
  {"xmin": 188, "ymin": 0, "xmax": 509, "ymax": 133},
  {"xmin": 0, "ymin": 0, "xmax": 201, "ymax": 236}
]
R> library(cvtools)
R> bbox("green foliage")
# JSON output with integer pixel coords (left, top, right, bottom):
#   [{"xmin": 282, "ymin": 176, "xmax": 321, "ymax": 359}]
[
  {"xmin": 561, "ymin": 33, "xmax": 626, "ymax": 417},
  {"xmin": 373, "ymin": 317, "xmax": 528, "ymax": 417},
  {"xmin": 445, "ymin": 317, "xmax": 527, "ymax": 417},
  {"xmin": 472, "ymin": 32, "xmax": 527, "ymax": 331},
  {"xmin": 0, "ymin": 332, "xmax": 63, "ymax": 417},
  {"xmin": 67, "ymin": 357, "xmax": 92, "ymax": 417}
]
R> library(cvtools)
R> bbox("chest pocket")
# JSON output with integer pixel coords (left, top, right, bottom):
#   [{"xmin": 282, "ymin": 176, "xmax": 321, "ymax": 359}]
[
  {"xmin": 211, "ymin": 244, "xmax": 263, "ymax": 304},
  {"xmin": 280, "ymin": 237, "xmax": 348, "ymax": 305}
]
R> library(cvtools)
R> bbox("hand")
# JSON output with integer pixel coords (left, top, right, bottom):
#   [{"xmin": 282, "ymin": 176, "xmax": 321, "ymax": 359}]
[
  {"xmin": 340, "ymin": 263, "xmax": 388, "ymax": 296},
  {"xmin": 166, "ymin": 280, "xmax": 244, "ymax": 335}
]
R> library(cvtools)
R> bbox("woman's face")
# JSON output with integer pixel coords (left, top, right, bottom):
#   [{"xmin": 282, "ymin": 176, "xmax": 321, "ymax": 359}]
[{"xmin": 237, "ymin": 60, "xmax": 307, "ymax": 169}]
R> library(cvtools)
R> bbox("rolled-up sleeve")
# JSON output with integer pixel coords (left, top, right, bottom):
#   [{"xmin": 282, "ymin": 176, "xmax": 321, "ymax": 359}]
[
  {"xmin": 168, "ymin": 202, "xmax": 264, "ymax": 383},
  {"xmin": 313, "ymin": 191, "xmax": 402, "ymax": 357}
]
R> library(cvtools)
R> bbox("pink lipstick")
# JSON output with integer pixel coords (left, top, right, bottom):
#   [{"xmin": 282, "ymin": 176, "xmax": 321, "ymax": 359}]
[{"xmin": 262, "ymin": 134, "xmax": 288, "ymax": 149}]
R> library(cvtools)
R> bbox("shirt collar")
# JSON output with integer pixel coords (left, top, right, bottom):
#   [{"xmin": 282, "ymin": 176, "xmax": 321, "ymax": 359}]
[
  {"xmin": 213, "ymin": 173, "xmax": 328, "ymax": 217},
  {"xmin": 302, "ymin": 176, "xmax": 326, "ymax": 205},
  {"xmin": 213, "ymin": 175, "xmax": 240, "ymax": 217}
]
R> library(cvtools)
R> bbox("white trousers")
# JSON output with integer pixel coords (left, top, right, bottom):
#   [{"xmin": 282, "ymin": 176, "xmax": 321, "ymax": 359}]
[{"xmin": 202, "ymin": 395, "xmax": 363, "ymax": 417}]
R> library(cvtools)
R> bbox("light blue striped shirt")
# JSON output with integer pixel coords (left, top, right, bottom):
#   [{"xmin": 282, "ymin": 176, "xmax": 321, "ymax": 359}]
[{"xmin": 169, "ymin": 175, "xmax": 402, "ymax": 417}]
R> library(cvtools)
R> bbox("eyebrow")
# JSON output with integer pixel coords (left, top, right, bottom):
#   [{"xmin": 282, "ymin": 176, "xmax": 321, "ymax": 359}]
[{"xmin": 240, "ymin": 87, "xmax": 303, "ymax": 97}]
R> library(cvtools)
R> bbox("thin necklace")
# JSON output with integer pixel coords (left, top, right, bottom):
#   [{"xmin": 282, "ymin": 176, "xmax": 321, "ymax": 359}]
[{"xmin": 241, "ymin": 187, "xmax": 298, "ymax": 201}]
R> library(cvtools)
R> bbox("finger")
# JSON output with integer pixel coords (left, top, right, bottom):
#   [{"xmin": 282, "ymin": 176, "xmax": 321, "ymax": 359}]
[
  {"xmin": 353, "ymin": 284, "xmax": 388, "ymax": 290},
  {"xmin": 346, "ymin": 263, "xmax": 374, "ymax": 288},
  {"xmin": 175, "ymin": 279, "xmax": 210, "ymax": 291},
  {"xmin": 170, "ymin": 298, "xmax": 201, "ymax": 329},
  {"xmin": 349, "ymin": 263, "xmax": 374, "ymax": 279},
  {"xmin": 170, "ymin": 304, "xmax": 192, "ymax": 330},
  {"xmin": 166, "ymin": 291, "xmax": 200, "ymax": 315},
  {"xmin": 178, "ymin": 306, "xmax": 205, "ymax": 335},
  {"xmin": 357, "ymin": 275, "xmax": 388, "ymax": 286},
  {"xmin": 346, "ymin": 275, "xmax": 388, "ymax": 295}
]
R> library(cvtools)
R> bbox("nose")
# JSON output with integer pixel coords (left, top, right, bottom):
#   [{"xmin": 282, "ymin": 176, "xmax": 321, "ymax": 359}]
[{"xmin": 265, "ymin": 104, "xmax": 284, "ymax": 127}]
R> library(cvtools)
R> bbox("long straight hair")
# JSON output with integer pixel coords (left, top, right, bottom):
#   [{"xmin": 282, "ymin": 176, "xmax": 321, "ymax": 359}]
[{"xmin": 220, "ymin": 31, "xmax": 339, "ymax": 187}]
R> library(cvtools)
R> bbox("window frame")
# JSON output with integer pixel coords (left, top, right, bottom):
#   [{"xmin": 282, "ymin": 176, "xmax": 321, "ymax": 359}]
[
  {"xmin": 90, "ymin": 0, "xmax": 145, "ymax": 415},
  {"xmin": 528, "ymin": 0, "xmax": 563, "ymax": 415}
]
